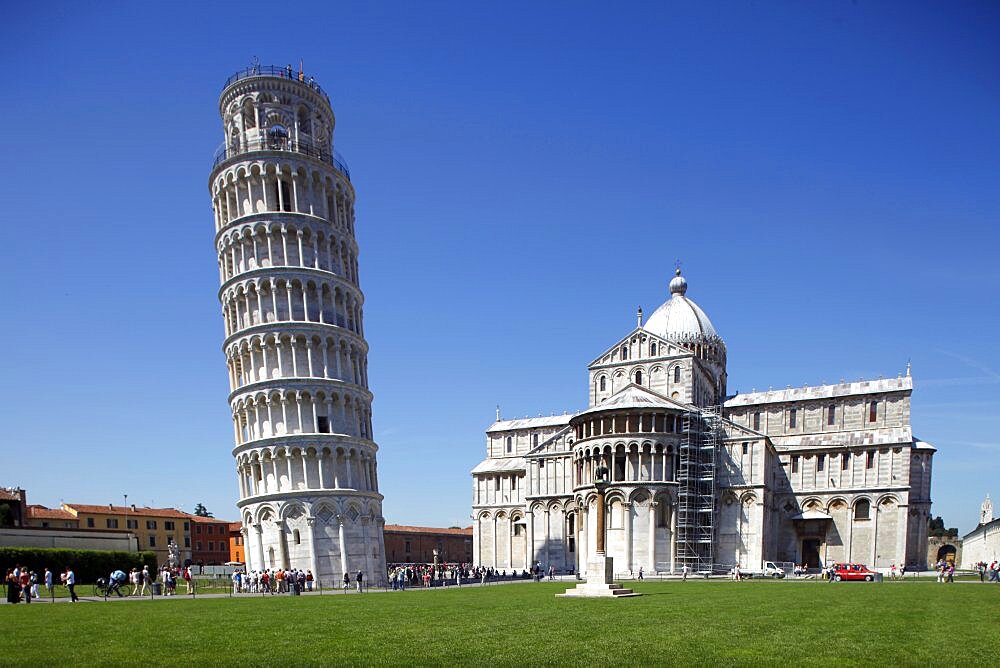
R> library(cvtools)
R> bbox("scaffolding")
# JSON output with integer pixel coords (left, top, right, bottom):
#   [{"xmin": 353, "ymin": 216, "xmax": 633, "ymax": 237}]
[{"xmin": 676, "ymin": 405, "xmax": 722, "ymax": 572}]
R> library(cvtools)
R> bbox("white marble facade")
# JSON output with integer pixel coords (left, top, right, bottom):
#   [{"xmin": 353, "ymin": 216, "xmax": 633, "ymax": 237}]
[
  {"xmin": 472, "ymin": 270, "xmax": 933, "ymax": 573},
  {"xmin": 211, "ymin": 67, "xmax": 386, "ymax": 585}
]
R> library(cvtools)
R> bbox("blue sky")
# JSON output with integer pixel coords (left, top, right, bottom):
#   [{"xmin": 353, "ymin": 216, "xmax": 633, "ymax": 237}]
[{"xmin": 2, "ymin": 1, "xmax": 998, "ymax": 535}]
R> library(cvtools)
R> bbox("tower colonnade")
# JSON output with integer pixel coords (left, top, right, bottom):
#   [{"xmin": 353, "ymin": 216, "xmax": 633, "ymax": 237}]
[{"xmin": 211, "ymin": 66, "xmax": 386, "ymax": 584}]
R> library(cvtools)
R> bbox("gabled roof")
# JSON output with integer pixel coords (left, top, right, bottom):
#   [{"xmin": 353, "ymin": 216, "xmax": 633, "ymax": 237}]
[
  {"xmin": 588, "ymin": 328, "xmax": 690, "ymax": 368},
  {"xmin": 725, "ymin": 377, "xmax": 912, "ymax": 407},
  {"xmin": 27, "ymin": 505, "xmax": 77, "ymax": 521},
  {"xmin": 383, "ymin": 524, "xmax": 472, "ymax": 536},
  {"xmin": 471, "ymin": 457, "xmax": 527, "ymax": 475},
  {"xmin": 768, "ymin": 426, "xmax": 914, "ymax": 450},
  {"xmin": 578, "ymin": 383, "xmax": 691, "ymax": 417},
  {"xmin": 487, "ymin": 414, "xmax": 573, "ymax": 432},
  {"xmin": 63, "ymin": 503, "xmax": 191, "ymax": 519}
]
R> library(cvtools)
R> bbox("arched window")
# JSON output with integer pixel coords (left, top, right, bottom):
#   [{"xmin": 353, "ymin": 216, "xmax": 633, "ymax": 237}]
[
  {"xmin": 673, "ymin": 366, "xmax": 681, "ymax": 383},
  {"xmin": 854, "ymin": 499, "xmax": 870, "ymax": 521},
  {"xmin": 620, "ymin": 345, "xmax": 629, "ymax": 360},
  {"xmin": 634, "ymin": 370, "xmax": 643, "ymax": 385},
  {"xmin": 505, "ymin": 437, "xmax": 512, "ymax": 453},
  {"xmin": 650, "ymin": 342, "xmax": 657, "ymax": 356},
  {"xmin": 297, "ymin": 107, "xmax": 312, "ymax": 135},
  {"xmin": 599, "ymin": 376, "xmax": 606, "ymax": 392}
]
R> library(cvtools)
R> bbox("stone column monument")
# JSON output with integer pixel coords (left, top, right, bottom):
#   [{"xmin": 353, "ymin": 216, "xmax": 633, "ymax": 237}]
[{"xmin": 559, "ymin": 466, "xmax": 639, "ymax": 597}]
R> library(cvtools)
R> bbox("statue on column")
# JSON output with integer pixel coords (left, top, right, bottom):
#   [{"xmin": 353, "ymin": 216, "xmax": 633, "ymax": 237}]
[
  {"xmin": 167, "ymin": 540, "xmax": 180, "ymax": 569},
  {"xmin": 981, "ymin": 495, "xmax": 993, "ymax": 526}
]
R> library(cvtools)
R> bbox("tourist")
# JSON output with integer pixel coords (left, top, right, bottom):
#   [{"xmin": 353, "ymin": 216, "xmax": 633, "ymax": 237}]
[
  {"xmin": 682, "ymin": 564, "xmax": 689, "ymax": 581},
  {"xmin": 889, "ymin": 564, "xmax": 897, "ymax": 580},
  {"xmin": 20, "ymin": 568, "xmax": 32, "ymax": 603},
  {"xmin": 946, "ymin": 564, "xmax": 955, "ymax": 583},
  {"xmin": 638, "ymin": 566, "xmax": 644, "ymax": 581},
  {"xmin": 5, "ymin": 569, "xmax": 19, "ymax": 603},
  {"xmin": 29, "ymin": 571, "xmax": 39, "ymax": 599},
  {"xmin": 343, "ymin": 572, "xmax": 350, "ymax": 591},
  {"xmin": 44, "ymin": 567, "xmax": 53, "ymax": 598},
  {"xmin": 306, "ymin": 570, "xmax": 313, "ymax": 591},
  {"xmin": 355, "ymin": 569, "xmax": 363, "ymax": 592},
  {"xmin": 183, "ymin": 566, "xmax": 192, "ymax": 594},
  {"xmin": 140, "ymin": 566, "xmax": 150, "ymax": 596},
  {"xmin": 65, "ymin": 566, "xmax": 79, "ymax": 602}
]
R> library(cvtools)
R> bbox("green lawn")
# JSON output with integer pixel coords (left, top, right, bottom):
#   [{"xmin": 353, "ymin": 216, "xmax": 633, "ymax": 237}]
[{"xmin": 2, "ymin": 579, "xmax": 998, "ymax": 666}]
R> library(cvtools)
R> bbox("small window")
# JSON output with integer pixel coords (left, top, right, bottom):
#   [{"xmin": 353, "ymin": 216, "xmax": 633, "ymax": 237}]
[
  {"xmin": 621, "ymin": 345, "xmax": 628, "ymax": 360},
  {"xmin": 866, "ymin": 451, "xmax": 875, "ymax": 469},
  {"xmin": 196, "ymin": 541, "xmax": 202, "ymax": 551},
  {"xmin": 634, "ymin": 370, "xmax": 643, "ymax": 385},
  {"xmin": 149, "ymin": 536, "xmax": 157, "ymax": 547},
  {"xmin": 842, "ymin": 452, "xmax": 851, "ymax": 469},
  {"xmin": 789, "ymin": 409, "xmax": 797, "ymax": 429},
  {"xmin": 106, "ymin": 518, "xmax": 118, "ymax": 529},
  {"xmin": 293, "ymin": 530, "xmax": 301, "ymax": 545},
  {"xmin": 753, "ymin": 412, "xmax": 761, "ymax": 431},
  {"xmin": 869, "ymin": 401, "xmax": 878, "ymax": 423},
  {"xmin": 673, "ymin": 366, "xmax": 681, "ymax": 383},
  {"xmin": 317, "ymin": 416, "xmax": 330, "ymax": 433},
  {"xmin": 184, "ymin": 522, "xmax": 190, "ymax": 531},
  {"xmin": 854, "ymin": 499, "xmax": 871, "ymax": 520},
  {"xmin": 165, "ymin": 521, "xmax": 174, "ymax": 531},
  {"xmin": 533, "ymin": 433, "xmax": 539, "ymax": 448},
  {"xmin": 505, "ymin": 437, "xmax": 512, "ymax": 453},
  {"xmin": 208, "ymin": 541, "xmax": 215, "ymax": 551},
  {"xmin": 791, "ymin": 456, "xmax": 799, "ymax": 473},
  {"xmin": 650, "ymin": 342, "xmax": 657, "ymax": 356},
  {"xmin": 87, "ymin": 518, "xmax": 95, "ymax": 528},
  {"xmin": 817, "ymin": 454, "xmax": 825, "ymax": 472},
  {"xmin": 147, "ymin": 520, "xmax": 157, "ymax": 530},
  {"xmin": 513, "ymin": 523, "xmax": 524, "ymax": 536},
  {"xmin": 207, "ymin": 525, "xmax": 214, "ymax": 535},
  {"xmin": 495, "ymin": 477, "xmax": 501, "ymax": 491},
  {"xmin": 184, "ymin": 537, "xmax": 191, "ymax": 547},
  {"xmin": 599, "ymin": 376, "xmax": 606, "ymax": 392},
  {"xmin": 404, "ymin": 540, "xmax": 411, "ymax": 553},
  {"xmin": 742, "ymin": 442, "xmax": 748, "ymax": 456},
  {"xmin": 827, "ymin": 405, "xmax": 836, "ymax": 426},
  {"xmin": 196, "ymin": 525, "xmax": 202, "ymax": 534}
]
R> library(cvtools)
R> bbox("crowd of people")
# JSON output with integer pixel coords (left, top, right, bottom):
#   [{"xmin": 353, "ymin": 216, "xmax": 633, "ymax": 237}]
[
  {"xmin": 229, "ymin": 568, "xmax": 354, "ymax": 593},
  {"xmin": 972, "ymin": 561, "xmax": 1000, "ymax": 582},
  {"xmin": 5, "ymin": 565, "xmax": 77, "ymax": 603}
]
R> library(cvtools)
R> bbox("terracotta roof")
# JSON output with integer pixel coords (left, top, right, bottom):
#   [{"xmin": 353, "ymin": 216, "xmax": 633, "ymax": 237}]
[
  {"xmin": 27, "ymin": 505, "xmax": 78, "ymax": 520},
  {"xmin": 229, "ymin": 521, "xmax": 242, "ymax": 531},
  {"xmin": 63, "ymin": 503, "xmax": 191, "ymax": 519},
  {"xmin": 0, "ymin": 488, "xmax": 23, "ymax": 501},
  {"xmin": 184, "ymin": 513, "xmax": 233, "ymax": 524},
  {"xmin": 383, "ymin": 524, "xmax": 472, "ymax": 536}
]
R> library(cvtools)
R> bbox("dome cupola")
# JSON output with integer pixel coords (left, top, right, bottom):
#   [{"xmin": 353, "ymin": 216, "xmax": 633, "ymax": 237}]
[{"xmin": 643, "ymin": 269, "xmax": 723, "ymax": 346}]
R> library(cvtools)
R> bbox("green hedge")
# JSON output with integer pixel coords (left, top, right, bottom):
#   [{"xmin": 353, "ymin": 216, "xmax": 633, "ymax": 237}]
[{"xmin": 0, "ymin": 547, "xmax": 157, "ymax": 583}]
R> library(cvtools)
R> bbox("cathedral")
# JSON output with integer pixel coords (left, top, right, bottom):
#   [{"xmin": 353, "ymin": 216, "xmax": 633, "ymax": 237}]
[{"xmin": 471, "ymin": 270, "xmax": 934, "ymax": 574}]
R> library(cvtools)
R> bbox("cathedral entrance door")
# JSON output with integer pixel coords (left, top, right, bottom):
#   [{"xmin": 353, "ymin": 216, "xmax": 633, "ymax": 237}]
[{"xmin": 801, "ymin": 539, "xmax": 821, "ymax": 568}]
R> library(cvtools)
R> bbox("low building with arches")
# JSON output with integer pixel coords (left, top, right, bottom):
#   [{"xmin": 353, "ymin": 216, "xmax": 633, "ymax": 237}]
[{"xmin": 472, "ymin": 270, "xmax": 934, "ymax": 574}]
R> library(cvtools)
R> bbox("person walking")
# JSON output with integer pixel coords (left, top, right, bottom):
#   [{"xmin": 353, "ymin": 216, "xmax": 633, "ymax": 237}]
[
  {"xmin": 343, "ymin": 572, "xmax": 350, "ymax": 591},
  {"xmin": 44, "ymin": 568, "xmax": 53, "ymax": 598},
  {"xmin": 682, "ymin": 564, "xmax": 689, "ymax": 581},
  {"xmin": 20, "ymin": 569, "xmax": 32, "ymax": 603},
  {"xmin": 355, "ymin": 570, "xmax": 363, "ymax": 592},
  {"xmin": 140, "ymin": 566, "xmax": 150, "ymax": 596},
  {"xmin": 638, "ymin": 566, "xmax": 644, "ymax": 581},
  {"xmin": 65, "ymin": 567, "xmax": 79, "ymax": 602}
]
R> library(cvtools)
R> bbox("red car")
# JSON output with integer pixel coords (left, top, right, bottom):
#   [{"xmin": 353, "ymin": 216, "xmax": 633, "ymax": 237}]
[{"xmin": 831, "ymin": 563, "xmax": 877, "ymax": 582}]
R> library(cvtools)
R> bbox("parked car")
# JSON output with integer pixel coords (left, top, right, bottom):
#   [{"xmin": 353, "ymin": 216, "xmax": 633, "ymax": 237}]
[{"xmin": 831, "ymin": 563, "xmax": 877, "ymax": 582}]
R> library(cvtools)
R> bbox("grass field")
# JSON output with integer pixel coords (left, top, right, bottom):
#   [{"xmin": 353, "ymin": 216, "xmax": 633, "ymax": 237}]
[{"xmin": 2, "ymin": 579, "xmax": 998, "ymax": 666}]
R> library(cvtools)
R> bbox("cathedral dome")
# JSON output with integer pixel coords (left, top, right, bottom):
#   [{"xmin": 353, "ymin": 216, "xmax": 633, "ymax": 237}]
[{"xmin": 643, "ymin": 269, "xmax": 721, "ymax": 343}]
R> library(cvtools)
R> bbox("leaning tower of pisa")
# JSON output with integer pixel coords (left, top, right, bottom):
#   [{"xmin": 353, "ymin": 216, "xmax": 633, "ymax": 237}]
[{"xmin": 209, "ymin": 65, "xmax": 386, "ymax": 585}]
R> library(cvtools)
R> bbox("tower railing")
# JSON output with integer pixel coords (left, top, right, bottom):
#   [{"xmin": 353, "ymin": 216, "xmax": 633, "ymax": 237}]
[
  {"xmin": 212, "ymin": 137, "xmax": 351, "ymax": 180},
  {"xmin": 222, "ymin": 65, "xmax": 332, "ymax": 106}
]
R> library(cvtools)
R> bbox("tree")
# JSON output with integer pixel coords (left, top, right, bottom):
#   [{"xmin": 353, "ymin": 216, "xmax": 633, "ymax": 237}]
[
  {"xmin": 193, "ymin": 503, "xmax": 214, "ymax": 518},
  {"xmin": 927, "ymin": 515, "xmax": 957, "ymax": 539}
]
